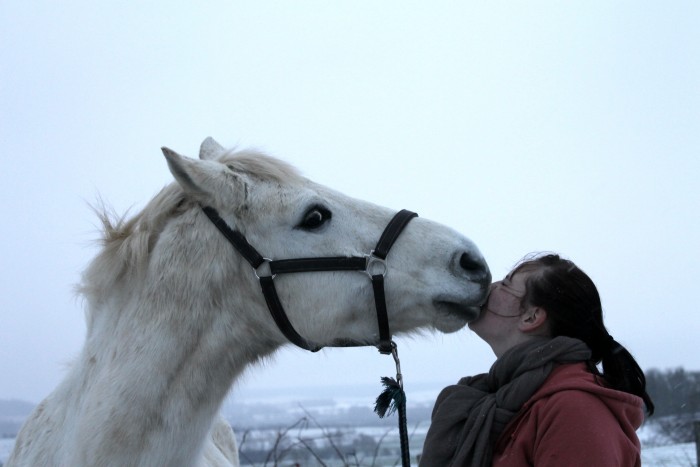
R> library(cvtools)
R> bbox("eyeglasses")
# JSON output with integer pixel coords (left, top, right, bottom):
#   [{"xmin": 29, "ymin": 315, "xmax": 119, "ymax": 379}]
[
  {"xmin": 492, "ymin": 279, "xmax": 526, "ymax": 299},
  {"xmin": 480, "ymin": 278, "xmax": 527, "ymax": 318}
]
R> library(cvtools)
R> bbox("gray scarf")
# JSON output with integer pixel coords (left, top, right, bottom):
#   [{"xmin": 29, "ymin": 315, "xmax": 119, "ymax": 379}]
[{"xmin": 419, "ymin": 336, "xmax": 591, "ymax": 467}]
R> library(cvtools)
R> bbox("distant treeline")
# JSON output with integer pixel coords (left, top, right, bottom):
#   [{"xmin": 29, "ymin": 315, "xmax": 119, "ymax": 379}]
[{"xmin": 645, "ymin": 367, "xmax": 700, "ymax": 418}]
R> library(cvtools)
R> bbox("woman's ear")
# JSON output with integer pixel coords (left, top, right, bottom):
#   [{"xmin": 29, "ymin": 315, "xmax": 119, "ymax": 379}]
[{"xmin": 518, "ymin": 306, "xmax": 550, "ymax": 335}]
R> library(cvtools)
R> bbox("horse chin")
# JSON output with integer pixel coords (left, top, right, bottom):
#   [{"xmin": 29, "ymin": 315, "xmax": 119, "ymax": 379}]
[{"xmin": 432, "ymin": 301, "xmax": 481, "ymax": 333}]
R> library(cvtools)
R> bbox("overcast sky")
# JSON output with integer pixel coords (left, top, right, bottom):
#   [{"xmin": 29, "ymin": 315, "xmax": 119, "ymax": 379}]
[{"xmin": 1, "ymin": 2, "xmax": 698, "ymax": 405}]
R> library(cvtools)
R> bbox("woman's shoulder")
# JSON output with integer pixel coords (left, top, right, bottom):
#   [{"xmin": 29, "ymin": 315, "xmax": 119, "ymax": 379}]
[
  {"xmin": 521, "ymin": 363, "xmax": 644, "ymax": 433},
  {"xmin": 529, "ymin": 362, "xmax": 644, "ymax": 413}
]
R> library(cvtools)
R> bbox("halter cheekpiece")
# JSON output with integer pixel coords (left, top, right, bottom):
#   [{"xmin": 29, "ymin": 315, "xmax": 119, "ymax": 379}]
[{"xmin": 201, "ymin": 206, "xmax": 417, "ymax": 354}]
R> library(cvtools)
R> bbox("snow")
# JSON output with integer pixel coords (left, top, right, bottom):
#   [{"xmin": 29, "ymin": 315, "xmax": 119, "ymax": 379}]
[
  {"xmin": 641, "ymin": 443, "xmax": 696, "ymax": 466},
  {"xmin": 1, "ymin": 436, "xmax": 697, "ymax": 466},
  {"xmin": 1, "ymin": 438, "xmax": 16, "ymax": 465}
]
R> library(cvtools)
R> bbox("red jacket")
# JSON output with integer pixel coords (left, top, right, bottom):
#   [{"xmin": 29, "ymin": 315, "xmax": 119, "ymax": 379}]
[{"xmin": 492, "ymin": 362, "xmax": 644, "ymax": 467}]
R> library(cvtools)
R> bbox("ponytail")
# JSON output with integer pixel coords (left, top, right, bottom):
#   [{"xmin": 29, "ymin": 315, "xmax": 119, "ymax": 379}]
[{"xmin": 600, "ymin": 337, "xmax": 655, "ymax": 415}]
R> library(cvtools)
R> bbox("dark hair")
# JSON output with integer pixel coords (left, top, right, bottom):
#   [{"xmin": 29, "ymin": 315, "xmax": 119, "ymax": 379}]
[{"xmin": 514, "ymin": 253, "xmax": 655, "ymax": 415}]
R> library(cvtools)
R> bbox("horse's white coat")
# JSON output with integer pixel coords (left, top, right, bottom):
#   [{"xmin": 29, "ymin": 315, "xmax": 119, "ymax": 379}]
[{"xmin": 8, "ymin": 138, "xmax": 490, "ymax": 466}]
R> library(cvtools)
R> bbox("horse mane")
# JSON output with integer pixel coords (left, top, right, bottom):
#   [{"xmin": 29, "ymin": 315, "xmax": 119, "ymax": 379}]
[{"xmin": 78, "ymin": 150, "xmax": 303, "ymax": 324}]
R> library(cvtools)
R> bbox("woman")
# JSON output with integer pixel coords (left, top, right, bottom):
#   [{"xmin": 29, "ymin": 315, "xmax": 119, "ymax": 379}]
[{"xmin": 420, "ymin": 253, "xmax": 654, "ymax": 467}]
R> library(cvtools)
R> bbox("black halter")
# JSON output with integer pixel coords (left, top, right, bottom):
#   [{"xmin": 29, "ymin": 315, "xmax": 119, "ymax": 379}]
[{"xmin": 202, "ymin": 206, "xmax": 418, "ymax": 354}]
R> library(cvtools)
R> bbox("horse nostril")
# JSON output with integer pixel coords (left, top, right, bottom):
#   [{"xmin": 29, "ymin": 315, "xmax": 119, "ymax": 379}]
[
  {"xmin": 460, "ymin": 252, "xmax": 482, "ymax": 271},
  {"xmin": 459, "ymin": 252, "xmax": 490, "ymax": 283}
]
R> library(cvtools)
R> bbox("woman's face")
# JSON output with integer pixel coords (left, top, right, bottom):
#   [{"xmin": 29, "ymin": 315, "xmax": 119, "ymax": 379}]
[{"xmin": 468, "ymin": 270, "xmax": 530, "ymax": 356}]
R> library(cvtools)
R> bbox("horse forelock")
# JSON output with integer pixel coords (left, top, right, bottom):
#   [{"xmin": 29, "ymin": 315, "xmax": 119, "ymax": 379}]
[{"xmin": 219, "ymin": 149, "xmax": 304, "ymax": 184}]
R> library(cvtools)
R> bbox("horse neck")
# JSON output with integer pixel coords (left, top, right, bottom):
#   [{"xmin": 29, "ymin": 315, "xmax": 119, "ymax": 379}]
[{"xmin": 66, "ymin": 230, "xmax": 280, "ymax": 465}]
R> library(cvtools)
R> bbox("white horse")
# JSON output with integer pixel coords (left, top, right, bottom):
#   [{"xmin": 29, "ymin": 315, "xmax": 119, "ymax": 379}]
[{"xmin": 8, "ymin": 137, "xmax": 490, "ymax": 466}]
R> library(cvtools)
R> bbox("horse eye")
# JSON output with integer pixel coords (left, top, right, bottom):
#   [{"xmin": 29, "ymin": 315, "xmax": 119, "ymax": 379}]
[{"xmin": 299, "ymin": 206, "xmax": 332, "ymax": 230}]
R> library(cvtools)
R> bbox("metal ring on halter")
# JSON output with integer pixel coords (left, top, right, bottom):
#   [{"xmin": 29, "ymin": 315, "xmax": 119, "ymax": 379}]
[
  {"xmin": 364, "ymin": 251, "xmax": 388, "ymax": 279},
  {"xmin": 254, "ymin": 258, "xmax": 275, "ymax": 279}
]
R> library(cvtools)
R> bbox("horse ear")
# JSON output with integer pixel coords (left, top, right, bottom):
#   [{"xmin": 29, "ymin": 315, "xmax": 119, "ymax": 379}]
[
  {"xmin": 199, "ymin": 137, "xmax": 225, "ymax": 160},
  {"xmin": 162, "ymin": 146, "xmax": 246, "ymax": 207}
]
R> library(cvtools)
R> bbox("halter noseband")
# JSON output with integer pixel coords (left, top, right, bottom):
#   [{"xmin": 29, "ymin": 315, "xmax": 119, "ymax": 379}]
[{"xmin": 202, "ymin": 206, "xmax": 417, "ymax": 354}]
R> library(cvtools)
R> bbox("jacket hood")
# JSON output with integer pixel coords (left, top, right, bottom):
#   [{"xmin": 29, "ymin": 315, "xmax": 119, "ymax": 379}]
[{"xmin": 523, "ymin": 362, "xmax": 645, "ymax": 432}]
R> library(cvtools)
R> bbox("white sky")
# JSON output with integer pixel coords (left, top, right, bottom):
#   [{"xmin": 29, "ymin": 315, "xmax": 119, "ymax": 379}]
[{"xmin": 1, "ymin": 2, "xmax": 698, "ymax": 404}]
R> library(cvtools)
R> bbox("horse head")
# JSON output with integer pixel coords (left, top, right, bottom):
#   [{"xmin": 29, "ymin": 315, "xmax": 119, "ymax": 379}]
[{"xmin": 161, "ymin": 138, "xmax": 491, "ymax": 350}]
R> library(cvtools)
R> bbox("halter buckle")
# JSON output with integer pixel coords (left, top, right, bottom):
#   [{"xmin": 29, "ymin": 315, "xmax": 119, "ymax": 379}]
[
  {"xmin": 254, "ymin": 258, "xmax": 275, "ymax": 279},
  {"xmin": 364, "ymin": 251, "xmax": 388, "ymax": 278}
]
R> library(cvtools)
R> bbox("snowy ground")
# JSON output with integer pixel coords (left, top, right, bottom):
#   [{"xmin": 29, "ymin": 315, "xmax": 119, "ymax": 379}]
[
  {"xmin": 637, "ymin": 421, "xmax": 697, "ymax": 466},
  {"xmin": 641, "ymin": 443, "xmax": 696, "ymax": 466},
  {"xmin": 1, "ymin": 438, "xmax": 15, "ymax": 465},
  {"xmin": 1, "ymin": 436, "xmax": 696, "ymax": 466}
]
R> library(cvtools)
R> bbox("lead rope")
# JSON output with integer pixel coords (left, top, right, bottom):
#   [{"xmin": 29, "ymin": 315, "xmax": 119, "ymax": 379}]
[{"xmin": 374, "ymin": 341, "xmax": 411, "ymax": 467}]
